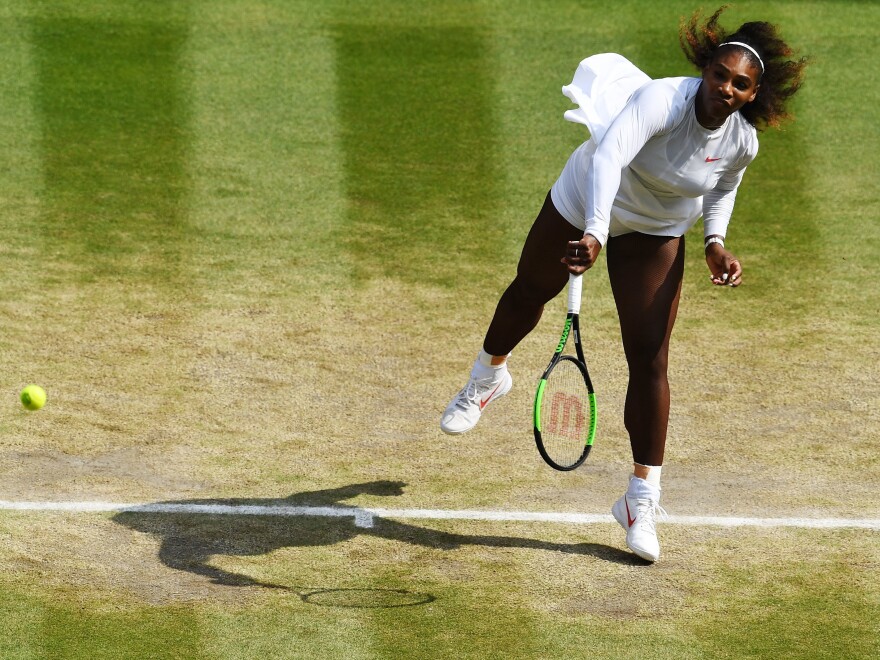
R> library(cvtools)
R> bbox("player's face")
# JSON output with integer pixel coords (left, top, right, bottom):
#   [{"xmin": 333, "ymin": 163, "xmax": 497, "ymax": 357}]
[{"xmin": 697, "ymin": 49, "xmax": 761, "ymax": 127}]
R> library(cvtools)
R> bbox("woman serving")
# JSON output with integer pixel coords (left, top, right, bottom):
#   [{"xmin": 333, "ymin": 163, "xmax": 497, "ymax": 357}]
[{"xmin": 440, "ymin": 7, "xmax": 807, "ymax": 562}]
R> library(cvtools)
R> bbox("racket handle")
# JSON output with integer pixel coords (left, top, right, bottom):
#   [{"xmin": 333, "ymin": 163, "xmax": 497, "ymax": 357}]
[{"xmin": 567, "ymin": 272, "xmax": 583, "ymax": 314}]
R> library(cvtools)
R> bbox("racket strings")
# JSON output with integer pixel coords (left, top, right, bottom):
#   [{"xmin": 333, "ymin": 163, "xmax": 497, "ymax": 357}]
[{"xmin": 539, "ymin": 359, "xmax": 593, "ymax": 467}]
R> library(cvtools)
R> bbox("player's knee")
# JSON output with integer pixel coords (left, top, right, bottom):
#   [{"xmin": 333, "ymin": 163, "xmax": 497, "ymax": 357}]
[
  {"xmin": 508, "ymin": 274, "xmax": 561, "ymax": 310},
  {"xmin": 624, "ymin": 341, "xmax": 669, "ymax": 379}
]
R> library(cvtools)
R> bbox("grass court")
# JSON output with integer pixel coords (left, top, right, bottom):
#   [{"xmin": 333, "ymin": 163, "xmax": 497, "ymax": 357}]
[{"xmin": 0, "ymin": 1, "xmax": 878, "ymax": 657}]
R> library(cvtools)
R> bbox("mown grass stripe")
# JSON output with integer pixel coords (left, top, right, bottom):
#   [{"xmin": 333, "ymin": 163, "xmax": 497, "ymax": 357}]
[
  {"xmin": 334, "ymin": 23, "xmax": 501, "ymax": 286},
  {"xmin": 30, "ymin": 14, "xmax": 192, "ymax": 286}
]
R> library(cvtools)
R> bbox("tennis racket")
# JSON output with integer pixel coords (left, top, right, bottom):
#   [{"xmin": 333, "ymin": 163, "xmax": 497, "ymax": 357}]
[{"xmin": 533, "ymin": 272, "xmax": 597, "ymax": 471}]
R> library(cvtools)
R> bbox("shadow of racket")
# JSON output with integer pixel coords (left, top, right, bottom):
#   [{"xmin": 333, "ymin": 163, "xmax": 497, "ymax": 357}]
[{"xmin": 242, "ymin": 577, "xmax": 436, "ymax": 608}]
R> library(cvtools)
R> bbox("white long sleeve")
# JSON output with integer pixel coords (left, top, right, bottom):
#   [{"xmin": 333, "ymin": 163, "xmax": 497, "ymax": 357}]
[
  {"xmin": 702, "ymin": 149, "xmax": 757, "ymax": 239},
  {"xmin": 584, "ymin": 81, "xmax": 681, "ymax": 244}
]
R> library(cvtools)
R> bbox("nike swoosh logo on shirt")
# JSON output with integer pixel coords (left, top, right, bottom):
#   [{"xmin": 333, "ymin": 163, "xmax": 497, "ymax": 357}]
[
  {"xmin": 705, "ymin": 156, "xmax": 722, "ymax": 162},
  {"xmin": 625, "ymin": 500, "xmax": 636, "ymax": 527},
  {"xmin": 480, "ymin": 382, "xmax": 504, "ymax": 410}
]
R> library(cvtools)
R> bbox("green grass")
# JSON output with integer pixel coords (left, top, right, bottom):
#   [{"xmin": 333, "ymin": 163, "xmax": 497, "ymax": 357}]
[
  {"xmin": 335, "ymin": 23, "xmax": 502, "ymax": 286},
  {"xmin": 0, "ymin": 517, "xmax": 877, "ymax": 658},
  {"xmin": 31, "ymin": 14, "xmax": 191, "ymax": 285},
  {"xmin": 0, "ymin": 589, "xmax": 207, "ymax": 659},
  {"xmin": 0, "ymin": 0, "xmax": 878, "ymax": 657}
]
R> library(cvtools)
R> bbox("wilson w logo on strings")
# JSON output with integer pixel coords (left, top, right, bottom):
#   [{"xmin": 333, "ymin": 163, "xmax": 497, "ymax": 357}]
[{"xmin": 547, "ymin": 392, "xmax": 584, "ymax": 439}]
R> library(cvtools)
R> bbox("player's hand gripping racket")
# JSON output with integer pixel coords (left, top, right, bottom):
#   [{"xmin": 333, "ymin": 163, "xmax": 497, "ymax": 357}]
[{"xmin": 533, "ymin": 272, "xmax": 597, "ymax": 470}]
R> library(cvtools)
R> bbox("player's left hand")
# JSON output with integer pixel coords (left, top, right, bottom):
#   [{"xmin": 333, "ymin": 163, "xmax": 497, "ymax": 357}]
[{"xmin": 705, "ymin": 243, "xmax": 742, "ymax": 287}]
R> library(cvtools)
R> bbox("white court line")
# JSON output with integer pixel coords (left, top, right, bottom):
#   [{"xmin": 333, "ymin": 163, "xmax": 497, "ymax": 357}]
[{"xmin": 0, "ymin": 500, "xmax": 878, "ymax": 530}]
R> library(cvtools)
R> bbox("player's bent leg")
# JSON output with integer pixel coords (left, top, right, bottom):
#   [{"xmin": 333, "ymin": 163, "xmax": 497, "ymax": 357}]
[
  {"xmin": 440, "ymin": 351, "xmax": 512, "ymax": 435},
  {"xmin": 441, "ymin": 192, "xmax": 581, "ymax": 435}
]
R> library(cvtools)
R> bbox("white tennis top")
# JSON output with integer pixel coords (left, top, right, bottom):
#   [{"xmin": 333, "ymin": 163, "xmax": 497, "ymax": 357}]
[{"xmin": 550, "ymin": 53, "xmax": 758, "ymax": 245}]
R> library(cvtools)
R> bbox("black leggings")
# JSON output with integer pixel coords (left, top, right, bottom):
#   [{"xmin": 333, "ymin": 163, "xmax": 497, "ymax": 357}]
[{"xmin": 483, "ymin": 192, "xmax": 684, "ymax": 466}]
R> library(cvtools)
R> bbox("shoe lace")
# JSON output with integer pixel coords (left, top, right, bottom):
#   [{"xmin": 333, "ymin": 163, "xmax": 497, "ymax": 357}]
[
  {"xmin": 635, "ymin": 499, "xmax": 668, "ymax": 534},
  {"xmin": 451, "ymin": 379, "xmax": 481, "ymax": 410}
]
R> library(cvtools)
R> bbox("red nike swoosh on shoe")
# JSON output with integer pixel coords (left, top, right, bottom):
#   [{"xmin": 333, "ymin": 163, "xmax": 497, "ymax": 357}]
[
  {"xmin": 705, "ymin": 156, "xmax": 722, "ymax": 162},
  {"xmin": 480, "ymin": 382, "xmax": 504, "ymax": 410},
  {"xmin": 625, "ymin": 500, "xmax": 636, "ymax": 527}
]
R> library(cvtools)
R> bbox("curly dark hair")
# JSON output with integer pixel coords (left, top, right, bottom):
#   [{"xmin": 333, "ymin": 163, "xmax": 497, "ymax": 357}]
[{"xmin": 679, "ymin": 5, "xmax": 808, "ymax": 129}]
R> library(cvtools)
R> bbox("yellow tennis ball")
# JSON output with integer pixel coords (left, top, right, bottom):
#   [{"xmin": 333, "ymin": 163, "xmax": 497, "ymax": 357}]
[{"xmin": 20, "ymin": 385, "xmax": 47, "ymax": 411}]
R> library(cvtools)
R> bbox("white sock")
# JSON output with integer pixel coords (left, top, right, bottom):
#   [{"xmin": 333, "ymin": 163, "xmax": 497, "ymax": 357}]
[
  {"xmin": 472, "ymin": 350, "xmax": 508, "ymax": 380},
  {"xmin": 628, "ymin": 476, "xmax": 661, "ymax": 500},
  {"xmin": 634, "ymin": 463, "xmax": 662, "ymax": 488}
]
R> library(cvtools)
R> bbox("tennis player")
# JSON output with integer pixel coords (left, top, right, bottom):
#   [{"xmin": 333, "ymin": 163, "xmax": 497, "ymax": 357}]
[{"xmin": 440, "ymin": 7, "xmax": 807, "ymax": 561}]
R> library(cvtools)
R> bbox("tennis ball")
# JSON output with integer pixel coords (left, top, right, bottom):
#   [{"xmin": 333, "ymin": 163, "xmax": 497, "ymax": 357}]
[{"xmin": 20, "ymin": 385, "xmax": 47, "ymax": 411}]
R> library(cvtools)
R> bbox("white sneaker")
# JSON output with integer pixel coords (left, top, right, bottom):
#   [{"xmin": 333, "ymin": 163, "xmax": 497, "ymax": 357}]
[
  {"xmin": 440, "ymin": 368, "xmax": 512, "ymax": 435},
  {"xmin": 611, "ymin": 480, "xmax": 667, "ymax": 562}
]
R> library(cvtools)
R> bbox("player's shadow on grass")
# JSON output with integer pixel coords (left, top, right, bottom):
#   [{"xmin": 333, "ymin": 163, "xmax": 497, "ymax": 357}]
[{"xmin": 112, "ymin": 480, "xmax": 641, "ymax": 589}]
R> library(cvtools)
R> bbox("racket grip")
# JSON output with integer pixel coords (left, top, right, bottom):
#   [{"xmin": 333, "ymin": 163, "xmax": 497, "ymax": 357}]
[{"xmin": 567, "ymin": 273, "xmax": 583, "ymax": 314}]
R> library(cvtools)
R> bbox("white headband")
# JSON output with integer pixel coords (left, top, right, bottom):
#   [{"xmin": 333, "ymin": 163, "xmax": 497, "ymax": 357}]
[{"xmin": 719, "ymin": 41, "xmax": 764, "ymax": 73}]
